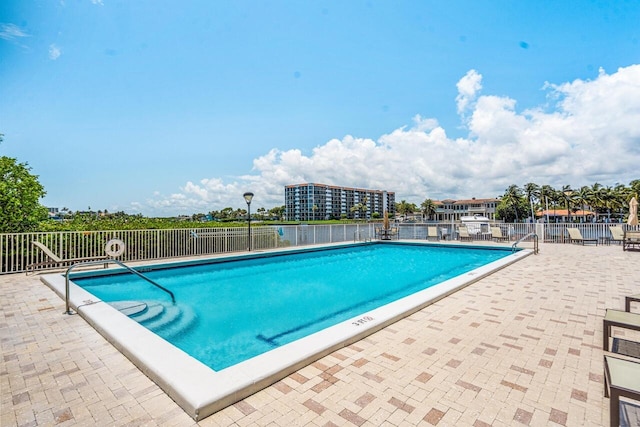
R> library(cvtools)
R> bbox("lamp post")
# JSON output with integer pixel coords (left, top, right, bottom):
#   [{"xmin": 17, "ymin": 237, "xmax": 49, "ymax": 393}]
[{"xmin": 243, "ymin": 192, "xmax": 254, "ymax": 251}]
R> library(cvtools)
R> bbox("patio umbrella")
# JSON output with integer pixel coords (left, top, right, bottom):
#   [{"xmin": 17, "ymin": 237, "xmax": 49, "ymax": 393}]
[
  {"xmin": 628, "ymin": 196, "xmax": 639, "ymax": 226},
  {"xmin": 383, "ymin": 210, "xmax": 390, "ymax": 230}
]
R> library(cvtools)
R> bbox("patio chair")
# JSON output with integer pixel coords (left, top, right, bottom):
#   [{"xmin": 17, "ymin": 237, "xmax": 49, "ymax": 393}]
[
  {"xmin": 458, "ymin": 226, "xmax": 473, "ymax": 241},
  {"xmin": 626, "ymin": 293, "xmax": 640, "ymax": 312},
  {"xmin": 389, "ymin": 227, "xmax": 399, "ymax": 240},
  {"xmin": 609, "ymin": 226, "xmax": 625, "ymax": 245},
  {"xmin": 623, "ymin": 230, "xmax": 640, "ymax": 251},
  {"xmin": 604, "ymin": 354, "xmax": 640, "ymax": 427},
  {"xmin": 427, "ymin": 226, "xmax": 439, "ymax": 241},
  {"xmin": 603, "ymin": 309, "xmax": 640, "ymax": 351},
  {"xmin": 490, "ymin": 226, "xmax": 509, "ymax": 242},
  {"xmin": 374, "ymin": 227, "xmax": 382, "ymax": 239},
  {"xmin": 27, "ymin": 241, "xmax": 109, "ymax": 273},
  {"xmin": 566, "ymin": 228, "xmax": 598, "ymax": 245}
]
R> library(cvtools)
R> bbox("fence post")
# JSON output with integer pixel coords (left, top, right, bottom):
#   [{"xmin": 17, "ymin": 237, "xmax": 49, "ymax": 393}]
[{"xmin": 536, "ymin": 223, "xmax": 545, "ymax": 242}]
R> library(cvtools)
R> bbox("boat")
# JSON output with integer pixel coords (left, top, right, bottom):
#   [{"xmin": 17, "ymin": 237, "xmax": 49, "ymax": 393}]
[{"xmin": 460, "ymin": 214, "xmax": 492, "ymax": 236}]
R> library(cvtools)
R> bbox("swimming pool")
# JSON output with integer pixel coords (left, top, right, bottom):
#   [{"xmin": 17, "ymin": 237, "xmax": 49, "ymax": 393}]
[{"xmin": 41, "ymin": 241, "xmax": 531, "ymax": 420}]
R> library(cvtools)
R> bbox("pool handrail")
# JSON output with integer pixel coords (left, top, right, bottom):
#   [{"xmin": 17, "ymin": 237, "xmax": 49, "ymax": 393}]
[
  {"xmin": 64, "ymin": 259, "xmax": 175, "ymax": 315},
  {"xmin": 512, "ymin": 232, "xmax": 539, "ymax": 254}
]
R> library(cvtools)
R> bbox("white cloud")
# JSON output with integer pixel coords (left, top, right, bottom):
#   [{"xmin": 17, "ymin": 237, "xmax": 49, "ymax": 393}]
[
  {"xmin": 49, "ymin": 44, "xmax": 61, "ymax": 60},
  {"xmin": 456, "ymin": 69, "xmax": 483, "ymax": 115},
  {"xmin": 141, "ymin": 64, "xmax": 640, "ymax": 216},
  {"xmin": 0, "ymin": 23, "xmax": 29, "ymax": 46}
]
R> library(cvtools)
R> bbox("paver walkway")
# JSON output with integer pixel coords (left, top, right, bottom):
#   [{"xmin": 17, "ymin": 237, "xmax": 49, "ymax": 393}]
[{"xmin": 2, "ymin": 243, "xmax": 639, "ymax": 426}]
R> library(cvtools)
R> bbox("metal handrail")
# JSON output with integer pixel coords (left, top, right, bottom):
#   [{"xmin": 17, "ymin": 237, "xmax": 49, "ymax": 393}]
[
  {"xmin": 512, "ymin": 232, "xmax": 539, "ymax": 254},
  {"xmin": 353, "ymin": 231, "xmax": 371, "ymax": 242},
  {"xmin": 64, "ymin": 259, "xmax": 175, "ymax": 315}
]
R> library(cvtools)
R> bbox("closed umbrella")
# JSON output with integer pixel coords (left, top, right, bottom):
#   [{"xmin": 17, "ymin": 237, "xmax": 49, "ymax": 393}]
[
  {"xmin": 381, "ymin": 210, "xmax": 391, "ymax": 240},
  {"xmin": 628, "ymin": 197, "xmax": 638, "ymax": 226}
]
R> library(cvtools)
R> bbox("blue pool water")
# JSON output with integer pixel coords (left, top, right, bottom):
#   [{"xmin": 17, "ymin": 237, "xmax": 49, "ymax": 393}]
[{"xmin": 73, "ymin": 243, "xmax": 512, "ymax": 370}]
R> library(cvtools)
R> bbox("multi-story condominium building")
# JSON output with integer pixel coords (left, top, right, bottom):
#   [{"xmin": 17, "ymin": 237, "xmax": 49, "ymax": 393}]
[
  {"xmin": 285, "ymin": 183, "xmax": 396, "ymax": 221},
  {"xmin": 432, "ymin": 198, "xmax": 500, "ymax": 221}
]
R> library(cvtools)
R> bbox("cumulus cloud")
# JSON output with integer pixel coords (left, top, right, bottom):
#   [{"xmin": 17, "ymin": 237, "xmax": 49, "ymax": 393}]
[
  {"xmin": 456, "ymin": 69, "xmax": 483, "ymax": 115},
  {"xmin": 142, "ymin": 64, "xmax": 640, "ymax": 216},
  {"xmin": 48, "ymin": 44, "xmax": 61, "ymax": 60}
]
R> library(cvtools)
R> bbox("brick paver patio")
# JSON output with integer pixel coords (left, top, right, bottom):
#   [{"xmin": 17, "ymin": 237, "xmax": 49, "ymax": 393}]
[{"xmin": 2, "ymin": 243, "xmax": 639, "ymax": 426}]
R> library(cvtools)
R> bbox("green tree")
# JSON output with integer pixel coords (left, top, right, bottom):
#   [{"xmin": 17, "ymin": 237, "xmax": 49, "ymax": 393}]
[
  {"xmin": 629, "ymin": 179, "xmax": 640, "ymax": 200},
  {"xmin": 395, "ymin": 200, "xmax": 416, "ymax": 220},
  {"xmin": 600, "ymin": 186, "xmax": 617, "ymax": 222},
  {"xmin": 560, "ymin": 185, "xmax": 574, "ymax": 223},
  {"xmin": 575, "ymin": 186, "xmax": 592, "ymax": 222},
  {"xmin": 539, "ymin": 184, "xmax": 555, "ymax": 222},
  {"xmin": 420, "ymin": 198, "xmax": 437, "ymax": 221},
  {"xmin": 613, "ymin": 183, "xmax": 630, "ymax": 221},
  {"xmin": 0, "ymin": 156, "xmax": 48, "ymax": 232},
  {"xmin": 350, "ymin": 196, "xmax": 368, "ymax": 220},
  {"xmin": 523, "ymin": 182, "xmax": 540, "ymax": 221},
  {"xmin": 268, "ymin": 205, "xmax": 285, "ymax": 220},
  {"xmin": 496, "ymin": 185, "xmax": 527, "ymax": 222},
  {"xmin": 219, "ymin": 207, "xmax": 234, "ymax": 219},
  {"xmin": 588, "ymin": 183, "xmax": 604, "ymax": 219}
]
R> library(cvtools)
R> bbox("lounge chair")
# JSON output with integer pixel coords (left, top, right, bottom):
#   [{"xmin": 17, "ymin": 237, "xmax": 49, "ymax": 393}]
[
  {"xmin": 566, "ymin": 228, "xmax": 597, "ymax": 245},
  {"xmin": 27, "ymin": 241, "xmax": 109, "ymax": 273},
  {"xmin": 609, "ymin": 226, "xmax": 625, "ymax": 245},
  {"xmin": 623, "ymin": 230, "xmax": 640, "ymax": 251},
  {"xmin": 427, "ymin": 226, "xmax": 439, "ymax": 241},
  {"xmin": 490, "ymin": 226, "xmax": 509, "ymax": 242},
  {"xmin": 458, "ymin": 226, "xmax": 473, "ymax": 241},
  {"xmin": 604, "ymin": 354, "xmax": 640, "ymax": 427},
  {"xmin": 626, "ymin": 294, "xmax": 640, "ymax": 312},
  {"xmin": 603, "ymin": 309, "xmax": 640, "ymax": 351}
]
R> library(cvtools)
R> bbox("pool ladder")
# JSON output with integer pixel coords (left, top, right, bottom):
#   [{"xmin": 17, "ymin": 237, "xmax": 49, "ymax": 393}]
[
  {"xmin": 512, "ymin": 233, "xmax": 539, "ymax": 254},
  {"xmin": 64, "ymin": 259, "xmax": 175, "ymax": 315},
  {"xmin": 353, "ymin": 231, "xmax": 372, "ymax": 242}
]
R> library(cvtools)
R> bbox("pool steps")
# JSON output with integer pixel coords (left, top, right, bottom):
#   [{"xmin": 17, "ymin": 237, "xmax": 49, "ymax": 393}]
[{"xmin": 110, "ymin": 300, "xmax": 197, "ymax": 339}]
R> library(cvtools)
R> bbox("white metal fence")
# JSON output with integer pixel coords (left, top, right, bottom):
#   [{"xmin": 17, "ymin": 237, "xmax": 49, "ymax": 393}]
[{"xmin": 1, "ymin": 222, "xmax": 636, "ymax": 274}]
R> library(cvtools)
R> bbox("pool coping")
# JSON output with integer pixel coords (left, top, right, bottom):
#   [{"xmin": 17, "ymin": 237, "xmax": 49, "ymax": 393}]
[{"xmin": 40, "ymin": 242, "xmax": 532, "ymax": 420}]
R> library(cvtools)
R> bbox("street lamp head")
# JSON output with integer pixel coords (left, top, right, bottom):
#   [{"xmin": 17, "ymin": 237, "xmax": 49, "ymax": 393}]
[{"xmin": 243, "ymin": 192, "xmax": 254, "ymax": 205}]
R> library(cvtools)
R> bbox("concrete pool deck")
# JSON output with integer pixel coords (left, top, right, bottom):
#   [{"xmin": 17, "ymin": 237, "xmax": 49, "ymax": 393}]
[{"xmin": 2, "ymin": 242, "xmax": 639, "ymax": 426}]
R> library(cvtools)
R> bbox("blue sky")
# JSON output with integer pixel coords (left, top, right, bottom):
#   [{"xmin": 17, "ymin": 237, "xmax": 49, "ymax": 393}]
[{"xmin": 1, "ymin": 1, "xmax": 639, "ymax": 216}]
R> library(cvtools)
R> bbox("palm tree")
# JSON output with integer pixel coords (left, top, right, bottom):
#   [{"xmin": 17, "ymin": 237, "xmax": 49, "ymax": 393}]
[
  {"xmin": 589, "ymin": 183, "xmax": 604, "ymax": 220},
  {"xmin": 561, "ymin": 185, "xmax": 574, "ymax": 223},
  {"xmin": 600, "ymin": 186, "xmax": 617, "ymax": 222},
  {"xmin": 523, "ymin": 182, "xmax": 540, "ymax": 221},
  {"xmin": 220, "ymin": 207, "xmax": 233, "ymax": 219},
  {"xmin": 502, "ymin": 185, "xmax": 523, "ymax": 222},
  {"xmin": 350, "ymin": 197, "xmax": 368, "ymax": 221},
  {"xmin": 420, "ymin": 199, "xmax": 437, "ymax": 221},
  {"xmin": 548, "ymin": 189, "xmax": 563, "ymax": 223},
  {"xmin": 575, "ymin": 186, "xmax": 592, "ymax": 222},
  {"xmin": 349, "ymin": 203, "xmax": 362, "ymax": 219},
  {"xmin": 539, "ymin": 185, "xmax": 555, "ymax": 222},
  {"xmin": 396, "ymin": 200, "xmax": 415, "ymax": 221},
  {"xmin": 614, "ymin": 183, "xmax": 631, "ymax": 222},
  {"xmin": 629, "ymin": 179, "xmax": 640, "ymax": 200},
  {"xmin": 268, "ymin": 205, "xmax": 286, "ymax": 220}
]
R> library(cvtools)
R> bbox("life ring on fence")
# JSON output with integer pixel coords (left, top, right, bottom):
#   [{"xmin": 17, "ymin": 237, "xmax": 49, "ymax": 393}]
[{"xmin": 105, "ymin": 239, "xmax": 126, "ymax": 257}]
